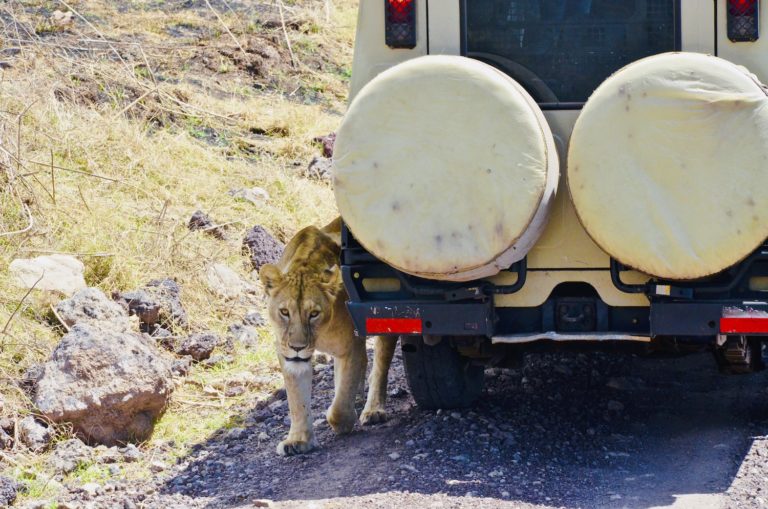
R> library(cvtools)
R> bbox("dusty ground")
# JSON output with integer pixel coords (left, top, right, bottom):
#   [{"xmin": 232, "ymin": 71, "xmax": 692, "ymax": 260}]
[{"xmin": 49, "ymin": 344, "xmax": 768, "ymax": 509}]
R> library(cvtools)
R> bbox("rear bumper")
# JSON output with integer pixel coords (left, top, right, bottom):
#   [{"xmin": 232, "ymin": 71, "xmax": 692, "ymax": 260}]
[{"xmin": 346, "ymin": 300, "xmax": 494, "ymax": 337}]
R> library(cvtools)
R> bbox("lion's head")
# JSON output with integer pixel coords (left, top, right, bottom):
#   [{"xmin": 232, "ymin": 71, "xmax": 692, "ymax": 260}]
[{"xmin": 259, "ymin": 263, "xmax": 342, "ymax": 363}]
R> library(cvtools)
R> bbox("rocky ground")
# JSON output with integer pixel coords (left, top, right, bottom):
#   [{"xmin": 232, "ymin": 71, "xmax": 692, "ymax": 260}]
[{"xmin": 26, "ymin": 344, "xmax": 768, "ymax": 509}]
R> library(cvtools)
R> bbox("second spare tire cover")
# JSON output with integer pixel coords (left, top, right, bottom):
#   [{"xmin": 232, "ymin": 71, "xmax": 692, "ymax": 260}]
[
  {"xmin": 333, "ymin": 55, "xmax": 558, "ymax": 282},
  {"xmin": 569, "ymin": 52, "xmax": 768, "ymax": 280}
]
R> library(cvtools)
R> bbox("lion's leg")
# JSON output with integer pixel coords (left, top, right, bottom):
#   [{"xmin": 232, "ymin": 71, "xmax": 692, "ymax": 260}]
[
  {"xmin": 276, "ymin": 358, "xmax": 317, "ymax": 456},
  {"xmin": 360, "ymin": 335, "xmax": 397, "ymax": 425},
  {"xmin": 327, "ymin": 338, "xmax": 367, "ymax": 434}
]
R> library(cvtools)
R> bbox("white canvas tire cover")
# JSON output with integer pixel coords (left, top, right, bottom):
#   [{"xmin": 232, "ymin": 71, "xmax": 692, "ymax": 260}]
[
  {"xmin": 333, "ymin": 55, "xmax": 558, "ymax": 282},
  {"xmin": 569, "ymin": 52, "xmax": 768, "ymax": 280}
]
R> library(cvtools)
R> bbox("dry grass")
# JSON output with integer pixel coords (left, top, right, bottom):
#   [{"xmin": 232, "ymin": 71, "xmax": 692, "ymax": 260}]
[{"xmin": 0, "ymin": 0, "xmax": 357, "ymax": 501}]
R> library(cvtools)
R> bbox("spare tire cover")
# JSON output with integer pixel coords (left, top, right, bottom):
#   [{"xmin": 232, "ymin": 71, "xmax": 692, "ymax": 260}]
[
  {"xmin": 569, "ymin": 52, "xmax": 768, "ymax": 280},
  {"xmin": 333, "ymin": 55, "xmax": 558, "ymax": 282}
]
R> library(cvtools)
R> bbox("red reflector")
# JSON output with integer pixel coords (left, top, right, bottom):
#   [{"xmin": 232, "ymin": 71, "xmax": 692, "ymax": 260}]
[
  {"xmin": 720, "ymin": 317, "xmax": 768, "ymax": 334},
  {"xmin": 728, "ymin": 0, "xmax": 759, "ymax": 42},
  {"xmin": 385, "ymin": 0, "xmax": 416, "ymax": 49},
  {"xmin": 366, "ymin": 318, "xmax": 422, "ymax": 334},
  {"xmin": 388, "ymin": 0, "xmax": 413, "ymax": 23}
]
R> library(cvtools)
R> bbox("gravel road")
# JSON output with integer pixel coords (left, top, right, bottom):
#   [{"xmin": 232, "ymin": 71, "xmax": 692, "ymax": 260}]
[{"xmin": 59, "ymin": 342, "xmax": 768, "ymax": 509}]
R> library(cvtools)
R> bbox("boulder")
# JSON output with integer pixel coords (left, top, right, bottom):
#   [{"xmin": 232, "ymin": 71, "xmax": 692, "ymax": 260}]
[
  {"xmin": 242, "ymin": 226, "xmax": 283, "ymax": 271},
  {"xmin": 33, "ymin": 323, "xmax": 174, "ymax": 445},
  {"xmin": 113, "ymin": 278, "xmax": 188, "ymax": 333},
  {"xmin": 55, "ymin": 287, "xmax": 131, "ymax": 331},
  {"xmin": 9, "ymin": 254, "xmax": 86, "ymax": 296}
]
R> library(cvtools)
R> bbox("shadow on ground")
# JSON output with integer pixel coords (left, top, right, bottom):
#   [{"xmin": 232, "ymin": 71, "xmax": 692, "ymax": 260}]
[{"xmin": 161, "ymin": 345, "xmax": 768, "ymax": 508}]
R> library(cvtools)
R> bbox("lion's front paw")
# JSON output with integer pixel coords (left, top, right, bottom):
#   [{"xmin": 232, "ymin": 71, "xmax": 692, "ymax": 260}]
[
  {"xmin": 327, "ymin": 407, "xmax": 356, "ymax": 435},
  {"xmin": 360, "ymin": 408, "xmax": 388, "ymax": 426},
  {"xmin": 276, "ymin": 438, "xmax": 316, "ymax": 456}
]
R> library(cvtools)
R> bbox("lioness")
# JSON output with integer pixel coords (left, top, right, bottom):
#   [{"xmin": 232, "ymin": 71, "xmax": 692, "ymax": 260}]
[{"xmin": 259, "ymin": 218, "xmax": 397, "ymax": 456}]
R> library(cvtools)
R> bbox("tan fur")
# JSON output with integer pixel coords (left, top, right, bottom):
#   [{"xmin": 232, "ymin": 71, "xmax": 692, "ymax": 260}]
[{"xmin": 260, "ymin": 218, "xmax": 396, "ymax": 456}]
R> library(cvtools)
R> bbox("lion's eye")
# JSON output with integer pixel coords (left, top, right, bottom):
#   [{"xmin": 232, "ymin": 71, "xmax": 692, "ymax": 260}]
[
  {"xmin": 309, "ymin": 310, "xmax": 320, "ymax": 319},
  {"xmin": 279, "ymin": 308, "xmax": 290, "ymax": 317}
]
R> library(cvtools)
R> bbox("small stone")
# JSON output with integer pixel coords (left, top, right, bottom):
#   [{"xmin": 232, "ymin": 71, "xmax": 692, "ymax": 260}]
[
  {"xmin": 450, "ymin": 412, "xmax": 461, "ymax": 420},
  {"xmin": 206, "ymin": 264, "xmax": 250, "ymax": 299},
  {"xmin": 188, "ymin": 210, "xmax": 225, "ymax": 239},
  {"xmin": 108, "ymin": 465, "xmax": 121, "ymax": 476},
  {"xmin": 229, "ymin": 187, "xmax": 270, "ymax": 206},
  {"xmin": 405, "ymin": 440, "xmax": 415, "ymax": 447},
  {"xmin": 19, "ymin": 416, "xmax": 52, "ymax": 452},
  {"xmin": 201, "ymin": 354, "xmax": 234, "ymax": 367},
  {"xmin": 0, "ymin": 428, "xmax": 12, "ymax": 450},
  {"xmin": 258, "ymin": 432, "xmax": 269, "ymax": 441},
  {"xmin": 121, "ymin": 444, "xmax": 142, "ymax": 463},
  {"xmin": 227, "ymin": 324, "xmax": 260, "ymax": 349},
  {"xmin": 243, "ymin": 311, "xmax": 266, "ymax": 327},
  {"xmin": 97, "ymin": 447, "xmax": 122, "ymax": 464},
  {"xmin": 388, "ymin": 452, "xmax": 400, "ymax": 460},
  {"xmin": 0, "ymin": 475, "xmax": 18, "ymax": 507},
  {"xmin": 312, "ymin": 132, "xmax": 336, "ymax": 158},
  {"xmin": 607, "ymin": 400, "xmax": 625, "ymax": 412},
  {"xmin": 81, "ymin": 482, "xmax": 101, "ymax": 497},
  {"xmin": 303, "ymin": 156, "xmax": 333, "ymax": 181},
  {"xmin": 171, "ymin": 357, "xmax": 192, "ymax": 377},
  {"xmin": 114, "ymin": 278, "xmax": 188, "ymax": 332},
  {"xmin": 399, "ymin": 464, "xmax": 418, "ymax": 474},
  {"xmin": 242, "ymin": 226, "xmax": 284, "ymax": 272},
  {"xmin": 149, "ymin": 460, "xmax": 166, "ymax": 473},
  {"xmin": 252, "ymin": 500, "xmax": 273, "ymax": 508},
  {"xmin": 177, "ymin": 332, "xmax": 219, "ymax": 361},
  {"xmin": 49, "ymin": 438, "xmax": 93, "ymax": 474},
  {"xmin": 312, "ymin": 418, "xmax": 325, "ymax": 428}
]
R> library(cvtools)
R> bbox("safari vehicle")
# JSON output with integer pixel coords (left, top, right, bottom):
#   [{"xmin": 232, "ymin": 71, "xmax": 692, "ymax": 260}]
[{"xmin": 333, "ymin": 0, "xmax": 768, "ymax": 409}]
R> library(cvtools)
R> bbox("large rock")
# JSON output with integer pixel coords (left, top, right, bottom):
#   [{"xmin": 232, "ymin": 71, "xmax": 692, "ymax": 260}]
[
  {"xmin": 33, "ymin": 323, "xmax": 174, "ymax": 445},
  {"xmin": 9, "ymin": 254, "xmax": 86, "ymax": 296},
  {"xmin": 55, "ymin": 287, "xmax": 131, "ymax": 330},
  {"xmin": 242, "ymin": 226, "xmax": 283, "ymax": 271},
  {"xmin": 113, "ymin": 278, "xmax": 188, "ymax": 333}
]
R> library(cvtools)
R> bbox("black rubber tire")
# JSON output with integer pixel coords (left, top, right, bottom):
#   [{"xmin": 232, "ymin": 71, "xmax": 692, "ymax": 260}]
[{"xmin": 401, "ymin": 336, "xmax": 484, "ymax": 410}]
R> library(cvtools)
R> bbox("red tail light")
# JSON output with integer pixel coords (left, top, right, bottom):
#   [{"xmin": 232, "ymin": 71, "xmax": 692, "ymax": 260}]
[
  {"xmin": 728, "ymin": 0, "xmax": 760, "ymax": 42},
  {"xmin": 385, "ymin": 0, "xmax": 416, "ymax": 49}
]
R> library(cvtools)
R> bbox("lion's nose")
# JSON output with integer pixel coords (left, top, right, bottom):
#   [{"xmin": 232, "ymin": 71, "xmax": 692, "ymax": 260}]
[{"xmin": 289, "ymin": 345, "xmax": 304, "ymax": 353}]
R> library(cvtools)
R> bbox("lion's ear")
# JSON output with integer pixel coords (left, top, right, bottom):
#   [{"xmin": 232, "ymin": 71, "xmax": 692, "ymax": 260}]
[
  {"xmin": 259, "ymin": 264, "xmax": 283, "ymax": 296},
  {"xmin": 320, "ymin": 265, "xmax": 343, "ymax": 297}
]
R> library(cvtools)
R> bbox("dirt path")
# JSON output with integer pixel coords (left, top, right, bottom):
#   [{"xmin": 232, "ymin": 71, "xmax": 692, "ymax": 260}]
[{"xmin": 62, "ymin": 346, "xmax": 768, "ymax": 509}]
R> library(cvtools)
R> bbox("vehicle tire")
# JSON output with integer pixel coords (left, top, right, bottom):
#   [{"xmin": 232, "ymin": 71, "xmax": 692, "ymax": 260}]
[
  {"xmin": 401, "ymin": 336, "xmax": 484, "ymax": 409},
  {"xmin": 714, "ymin": 336, "xmax": 766, "ymax": 374}
]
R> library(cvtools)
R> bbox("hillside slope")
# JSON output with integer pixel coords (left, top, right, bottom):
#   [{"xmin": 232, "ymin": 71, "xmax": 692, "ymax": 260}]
[{"xmin": 0, "ymin": 0, "xmax": 355, "ymax": 503}]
